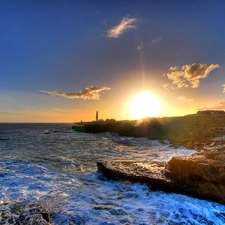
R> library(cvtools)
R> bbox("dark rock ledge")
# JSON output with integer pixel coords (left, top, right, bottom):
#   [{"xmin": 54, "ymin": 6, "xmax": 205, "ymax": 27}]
[
  {"xmin": 97, "ymin": 150, "xmax": 225, "ymax": 204},
  {"xmin": 0, "ymin": 201, "xmax": 51, "ymax": 225}
]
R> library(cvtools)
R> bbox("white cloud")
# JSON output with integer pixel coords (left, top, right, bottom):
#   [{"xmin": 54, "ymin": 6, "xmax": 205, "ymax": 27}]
[
  {"xmin": 107, "ymin": 16, "xmax": 138, "ymax": 38},
  {"xmin": 177, "ymin": 96, "xmax": 193, "ymax": 102},
  {"xmin": 169, "ymin": 66, "xmax": 180, "ymax": 71},
  {"xmin": 223, "ymin": 84, "xmax": 225, "ymax": 93},
  {"xmin": 165, "ymin": 63, "xmax": 220, "ymax": 89},
  {"xmin": 197, "ymin": 101, "xmax": 225, "ymax": 110},
  {"xmin": 41, "ymin": 86, "xmax": 110, "ymax": 100}
]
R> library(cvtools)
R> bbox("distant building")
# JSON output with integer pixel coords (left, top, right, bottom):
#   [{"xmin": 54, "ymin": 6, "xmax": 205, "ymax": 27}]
[{"xmin": 197, "ymin": 110, "xmax": 225, "ymax": 115}]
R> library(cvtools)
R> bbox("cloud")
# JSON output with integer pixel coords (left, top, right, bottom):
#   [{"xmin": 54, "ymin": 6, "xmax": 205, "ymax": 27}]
[
  {"xmin": 53, "ymin": 108, "xmax": 65, "ymax": 112},
  {"xmin": 137, "ymin": 36, "xmax": 162, "ymax": 50},
  {"xmin": 107, "ymin": 16, "xmax": 137, "ymax": 38},
  {"xmin": 164, "ymin": 63, "xmax": 219, "ymax": 89},
  {"xmin": 41, "ymin": 86, "xmax": 110, "ymax": 100},
  {"xmin": 151, "ymin": 36, "xmax": 162, "ymax": 44},
  {"xmin": 137, "ymin": 42, "xmax": 144, "ymax": 50},
  {"xmin": 0, "ymin": 111, "xmax": 21, "ymax": 115},
  {"xmin": 177, "ymin": 96, "xmax": 193, "ymax": 102},
  {"xmin": 196, "ymin": 101, "xmax": 225, "ymax": 110},
  {"xmin": 162, "ymin": 83, "xmax": 171, "ymax": 90},
  {"xmin": 223, "ymin": 84, "xmax": 225, "ymax": 93},
  {"xmin": 169, "ymin": 66, "xmax": 180, "ymax": 71}
]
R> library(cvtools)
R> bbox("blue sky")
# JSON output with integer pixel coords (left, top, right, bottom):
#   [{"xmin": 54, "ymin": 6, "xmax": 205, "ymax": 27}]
[{"xmin": 0, "ymin": 0, "xmax": 225, "ymax": 122}]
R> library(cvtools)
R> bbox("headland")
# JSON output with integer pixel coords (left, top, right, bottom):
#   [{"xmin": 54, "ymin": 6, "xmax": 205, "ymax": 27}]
[{"xmin": 73, "ymin": 112, "xmax": 225, "ymax": 151}]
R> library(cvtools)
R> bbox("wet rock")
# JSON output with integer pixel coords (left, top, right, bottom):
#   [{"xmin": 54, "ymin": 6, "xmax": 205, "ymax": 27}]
[
  {"xmin": 97, "ymin": 153, "xmax": 225, "ymax": 204},
  {"xmin": 0, "ymin": 201, "xmax": 51, "ymax": 225},
  {"xmin": 165, "ymin": 153, "xmax": 225, "ymax": 184},
  {"xmin": 97, "ymin": 161, "xmax": 175, "ymax": 192},
  {"xmin": 165, "ymin": 152, "xmax": 225, "ymax": 203}
]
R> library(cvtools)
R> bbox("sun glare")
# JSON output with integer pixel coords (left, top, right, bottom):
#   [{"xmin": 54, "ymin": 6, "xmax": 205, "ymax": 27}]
[{"xmin": 130, "ymin": 93, "xmax": 160, "ymax": 119}]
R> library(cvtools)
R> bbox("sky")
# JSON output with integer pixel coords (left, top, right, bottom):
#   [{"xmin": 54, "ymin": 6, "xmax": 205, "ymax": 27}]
[{"xmin": 0, "ymin": 0, "xmax": 225, "ymax": 122}]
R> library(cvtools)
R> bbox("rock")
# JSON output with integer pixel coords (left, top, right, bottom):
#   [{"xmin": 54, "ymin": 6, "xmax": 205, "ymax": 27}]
[
  {"xmin": 97, "ymin": 161, "xmax": 176, "ymax": 192},
  {"xmin": 0, "ymin": 201, "xmax": 51, "ymax": 225},
  {"xmin": 165, "ymin": 152, "xmax": 225, "ymax": 203},
  {"xmin": 94, "ymin": 115, "xmax": 225, "ymax": 203},
  {"xmin": 97, "ymin": 152, "xmax": 225, "ymax": 204},
  {"xmin": 165, "ymin": 153, "xmax": 225, "ymax": 184},
  {"xmin": 74, "ymin": 114, "xmax": 225, "ymax": 150}
]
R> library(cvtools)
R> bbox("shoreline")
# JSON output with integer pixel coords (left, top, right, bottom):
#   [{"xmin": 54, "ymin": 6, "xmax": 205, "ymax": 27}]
[
  {"xmin": 73, "ymin": 114, "xmax": 225, "ymax": 151},
  {"xmin": 74, "ymin": 114, "xmax": 225, "ymax": 204}
]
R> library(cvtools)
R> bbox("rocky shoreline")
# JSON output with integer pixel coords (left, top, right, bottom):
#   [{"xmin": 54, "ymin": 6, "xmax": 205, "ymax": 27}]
[
  {"xmin": 97, "ymin": 149, "xmax": 225, "ymax": 204},
  {"xmin": 95, "ymin": 114, "xmax": 225, "ymax": 204},
  {"xmin": 73, "ymin": 114, "xmax": 225, "ymax": 151}
]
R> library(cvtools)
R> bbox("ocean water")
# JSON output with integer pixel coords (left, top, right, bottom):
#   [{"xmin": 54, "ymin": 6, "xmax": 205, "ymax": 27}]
[{"xmin": 0, "ymin": 123, "xmax": 225, "ymax": 225}]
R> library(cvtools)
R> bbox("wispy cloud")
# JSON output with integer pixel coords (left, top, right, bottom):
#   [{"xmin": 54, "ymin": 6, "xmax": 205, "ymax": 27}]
[
  {"xmin": 177, "ymin": 96, "xmax": 193, "ymax": 102},
  {"xmin": 169, "ymin": 66, "xmax": 180, "ymax": 71},
  {"xmin": 197, "ymin": 101, "xmax": 225, "ymax": 110},
  {"xmin": 162, "ymin": 83, "xmax": 171, "ymax": 90},
  {"xmin": 137, "ymin": 36, "xmax": 162, "ymax": 50},
  {"xmin": 53, "ymin": 108, "xmax": 65, "ymax": 112},
  {"xmin": 0, "ymin": 111, "xmax": 21, "ymax": 115},
  {"xmin": 164, "ymin": 63, "xmax": 219, "ymax": 89},
  {"xmin": 137, "ymin": 42, "xmax": 144, "ymax": 50},
  {"xmin": 151, "ymin": 36, "xmax": 162, "ymax": 44},
  {"xmin": 41, "ymin": 86, "xmax": 110, "ymax": 100},
  {"xmin": 107, "ymin": 16, "xmax": 138, "ymax": 38},
  {"xmin": 223, "ymin": 84, "xmax": 225, "ymax": 93}
]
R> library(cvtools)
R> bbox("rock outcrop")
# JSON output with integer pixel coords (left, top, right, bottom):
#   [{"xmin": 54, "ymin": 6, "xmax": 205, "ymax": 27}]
[
  {"xmin": 97, "ymin": 150, "xmax": 225, "ymax": 204},
  {"xmin": 165, "ymin": 152, "xmax": 225, "ymax": 184},
  {"xmin": 97, "ymin": 161, "xmax": 172, "ymax": 190},
  {"xmin": 165, "ymin": 151, "xmax": 225, "ymax": 203},
  {"xmin": 73, "ymin": 114, "xmax": 225, "ymax": 150},
  {"xmin": 0, "ymin": 201, "xmax": 51, "ymax": 225}
]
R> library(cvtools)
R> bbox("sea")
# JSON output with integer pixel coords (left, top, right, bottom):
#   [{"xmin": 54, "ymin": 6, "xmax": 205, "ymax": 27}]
[{"xmin": 0, "ymin": 123, "xmax": 225, "ymax": 225}]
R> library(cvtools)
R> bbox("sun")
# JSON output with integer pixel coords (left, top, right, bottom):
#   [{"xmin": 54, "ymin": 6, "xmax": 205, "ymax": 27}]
[{"xmin": 130, "ymin": 93, "xmax": 160, "ymax": 119}]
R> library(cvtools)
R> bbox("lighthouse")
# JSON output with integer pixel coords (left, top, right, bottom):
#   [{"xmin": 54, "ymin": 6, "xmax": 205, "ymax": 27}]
[{"xmin": 96, "ymin": 111, "xmax": 98, "ymax": 121}]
